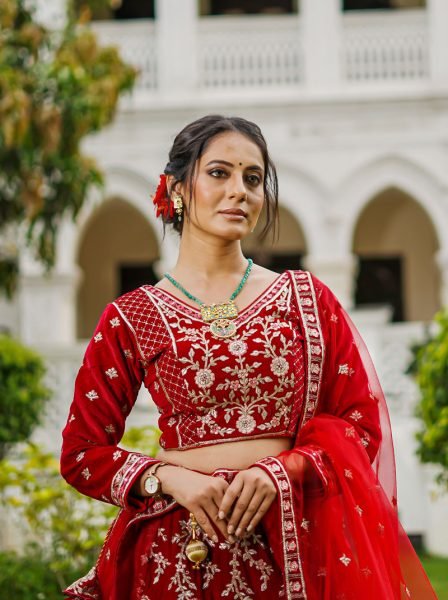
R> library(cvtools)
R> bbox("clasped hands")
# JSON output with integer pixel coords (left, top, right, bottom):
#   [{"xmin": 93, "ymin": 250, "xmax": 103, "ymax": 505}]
[{"xmin": 158, "ymin": 464, "xmax": 277, "ymax": 544}]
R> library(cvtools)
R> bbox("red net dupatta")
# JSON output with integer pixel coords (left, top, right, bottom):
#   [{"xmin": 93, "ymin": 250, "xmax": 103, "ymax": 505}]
[{"xmin": 252, "ymin": 271, "xmax": 437, "ymax": 600}]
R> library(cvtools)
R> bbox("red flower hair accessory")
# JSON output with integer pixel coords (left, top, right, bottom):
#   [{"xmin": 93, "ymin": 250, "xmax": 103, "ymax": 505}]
[{"xmin": 152, "ymin": 174, "xmax": 174, "ymax": 220}]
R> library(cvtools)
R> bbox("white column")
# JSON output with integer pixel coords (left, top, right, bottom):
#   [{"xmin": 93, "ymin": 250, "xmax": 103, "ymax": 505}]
[
  {"xmin": 428, "ymin": 0, "xmax": 448, "ymax": 86},
  {"xmin": 300, "ymin": 0, "xmax": 342, "ymax": 91},
  {"xmin": 155, "ymin": 0, "xmax": 198, "ymax": 96},
  {"xmin": 303, "ymin": 253, "xmax": 357, "ymax": 310},
  {"xmin": 18, "ymin": 220, "xmax": 81, "ymax": 347}
]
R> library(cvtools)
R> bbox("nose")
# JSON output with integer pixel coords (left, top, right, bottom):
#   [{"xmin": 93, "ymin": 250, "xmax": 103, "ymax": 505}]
[{"xmin": 228, "ymin": 173, "xmax": 247, "ymax": 201}]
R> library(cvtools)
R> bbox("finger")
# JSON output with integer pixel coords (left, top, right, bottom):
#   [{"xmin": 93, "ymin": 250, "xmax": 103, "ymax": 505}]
[
  {"xmin": 226, "ymin": 485, "xmax": 257, "ymax": 536},
  {"xmin": 244, "ymin": 494, "xmax": 276, "ymax": 534},
  {"xmin": 193, "ymin": 507, "xmax": 219, "ymax": 543},
  {"xmin": 208, "ymin": 498, "xmax": 234, "ymax": 542},
  {"xmin": 233, "ymin": 493, "xmax": 265, "ymax": 537},
  {"xmin": 218, "ymin": 477, "xmax": 244, "ymax": 521}
]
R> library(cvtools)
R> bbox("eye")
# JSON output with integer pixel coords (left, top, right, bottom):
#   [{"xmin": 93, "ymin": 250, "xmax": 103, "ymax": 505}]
[
  {"xmin": 246, "ymin": 173, "xmax": 262, "ymax": 186},
  {"xmin": 209, "ymin": 168, "xmax": 228, "ymax": 178}
]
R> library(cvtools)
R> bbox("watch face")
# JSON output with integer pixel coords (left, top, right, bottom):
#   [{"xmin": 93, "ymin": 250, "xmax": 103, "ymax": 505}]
[{"xmin": 145, "ymin": 475, "xmax": 160, "ymax": 495}]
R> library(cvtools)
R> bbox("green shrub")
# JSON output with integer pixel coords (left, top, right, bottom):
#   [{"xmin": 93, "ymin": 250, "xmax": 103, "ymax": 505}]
[
  {"xmin": 0, "ymin": 426, "xmax": 160, "ymax": 587},
  {"xmin": 0, "ymin": 334, "xmax": 51, "ymax": 459},
  {"xmin": 412, "ymin": 308, "xmax": 448, "ymax": 489},
  {"xmin": 0, "ymin": 550, "xmax": 86, "ymax": 600}
]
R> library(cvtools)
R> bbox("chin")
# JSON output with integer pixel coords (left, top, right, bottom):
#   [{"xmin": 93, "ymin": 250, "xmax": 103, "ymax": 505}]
[{"xmin": 216, "ymin": 225, "xmax": 249, "ymax": 241}]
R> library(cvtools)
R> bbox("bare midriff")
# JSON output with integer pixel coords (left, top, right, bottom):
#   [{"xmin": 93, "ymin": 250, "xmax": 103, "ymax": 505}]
[{"xmin": 156, "ymin": 437, "xmax": 293, "ymax": 474}]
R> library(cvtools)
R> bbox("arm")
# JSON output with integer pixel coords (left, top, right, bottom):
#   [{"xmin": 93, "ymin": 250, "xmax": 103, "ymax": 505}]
[{"xmin": 60, "ymin": 302, "xmax": 159, "ymax": 511}]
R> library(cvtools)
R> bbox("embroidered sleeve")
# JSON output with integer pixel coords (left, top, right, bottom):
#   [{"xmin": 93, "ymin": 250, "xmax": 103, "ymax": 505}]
[{"xmin": 60, "ymin": 302, "xmax": 159, "ymax": 510}]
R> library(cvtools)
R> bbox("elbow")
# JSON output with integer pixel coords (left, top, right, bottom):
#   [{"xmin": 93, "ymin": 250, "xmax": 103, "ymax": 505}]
[{"xmin": 59, "ymin": 438, "xmax": 82, "ymax": 486}]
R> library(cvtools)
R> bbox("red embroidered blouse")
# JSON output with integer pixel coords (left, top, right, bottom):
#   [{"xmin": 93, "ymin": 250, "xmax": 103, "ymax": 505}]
[{"xmin": 133, "ymin": 270, "xmax": 305, "ymax": 449}]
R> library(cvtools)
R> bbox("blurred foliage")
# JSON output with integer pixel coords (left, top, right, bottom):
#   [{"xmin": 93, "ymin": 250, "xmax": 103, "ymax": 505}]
[
  {"xmin": 410, "ymin": 309, "xmax": 448, "ymax": 489},
  {"xmin": 0, "ymin": 334, "xmax": 51, "ymax": 459},
  {"xmin": 0, "ymin": 0, "xmax": 137, "ymax": 298},
  {"xmin": 0, "ymin": 550, "xmax": 86, "ymax": 600},
  {"xmin": 0, "ymin": 425, "xmax": 160, "ymax": 589}
]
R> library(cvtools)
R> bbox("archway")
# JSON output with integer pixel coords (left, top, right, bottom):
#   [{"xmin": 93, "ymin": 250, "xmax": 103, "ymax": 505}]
[
  {"xmin": 352, "ymin": 187, "xmax": 440, "ymax": 321},
  {"xmin": 77, "ymin": 196, "xmax": 159, "ymax": 339}
]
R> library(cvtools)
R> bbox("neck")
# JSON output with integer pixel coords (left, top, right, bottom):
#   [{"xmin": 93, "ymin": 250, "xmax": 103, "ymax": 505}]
[{"xmin": 173, "ymin": 231, "xmax": 247, "ymax": 281}]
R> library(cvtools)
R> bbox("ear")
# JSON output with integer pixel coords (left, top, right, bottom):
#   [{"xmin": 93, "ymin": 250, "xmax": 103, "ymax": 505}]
[
  {"xmin": 165, "ymin": 175, "xmax": 175, "ymax": 196},
  {"xmin": 165, "ymin": 175, "xmax": 187, "ymax": 199}
]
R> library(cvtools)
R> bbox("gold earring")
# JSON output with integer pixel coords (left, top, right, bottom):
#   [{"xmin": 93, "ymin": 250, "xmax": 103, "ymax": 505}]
[{"xmin": 172, "ymin": 192, "xmax": 183, "ymax": 221}]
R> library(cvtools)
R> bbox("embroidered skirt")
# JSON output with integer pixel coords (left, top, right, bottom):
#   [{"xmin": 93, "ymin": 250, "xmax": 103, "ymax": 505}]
[
  {"xmin": 127, "ymin": 504, "xmax": 284, "ymax": 599},
  {"xmin": 64, "ymin": 469, "xmax": 285, "ymax": 600}
]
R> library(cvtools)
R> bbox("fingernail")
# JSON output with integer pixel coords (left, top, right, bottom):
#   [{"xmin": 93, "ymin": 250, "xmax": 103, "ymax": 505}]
[
  {"xmin": 228, "ymin": 535, "xmax": 235, "ymax": 543},
  {"xmin": 218, "ymin": 511, "xmax": 225, "ymax": 520},
  {"xmin": 227, "ymin": 525, "xmax": 234, "ymax": 534},
  {"xmin": 235, "ymin": 528, "xmax": 242, "ymax": 536},
  {"xmin": 246, "ymin": 524, "xmax": 252, "ymax": 532},
  {"xmin": 213, "ymin": 535, "xmax": 218, "ymax": 543}
]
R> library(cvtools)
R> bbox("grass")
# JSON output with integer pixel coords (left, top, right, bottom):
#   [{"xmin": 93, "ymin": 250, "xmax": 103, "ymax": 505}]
[{"xmin": 420, "ymin": 554, "xmax": 448, "ymax": 599}]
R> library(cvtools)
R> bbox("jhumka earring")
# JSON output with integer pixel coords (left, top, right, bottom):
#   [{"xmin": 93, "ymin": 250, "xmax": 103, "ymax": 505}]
[{"xmin": 172, "ymin": 192, "xmax": 183, "ymax": 221}]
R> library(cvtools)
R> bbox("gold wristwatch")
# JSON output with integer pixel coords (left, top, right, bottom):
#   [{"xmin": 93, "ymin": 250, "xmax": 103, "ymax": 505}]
[{"xmin": 143, "ymin": 461, "xmax": 167, "ymax": 497}]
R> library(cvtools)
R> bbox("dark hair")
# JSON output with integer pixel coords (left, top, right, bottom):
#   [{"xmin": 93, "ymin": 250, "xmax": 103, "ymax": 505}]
[{"xmin": 161, "ymin": 115, "xmax": 279, "ymax": 240}]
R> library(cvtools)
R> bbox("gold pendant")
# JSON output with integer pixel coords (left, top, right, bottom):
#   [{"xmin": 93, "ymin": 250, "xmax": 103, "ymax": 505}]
[
  {"xmin": 201, "ymin": 300, "xmax": 238, "ymax": 322},
  {"xmin": 209, "ymin": 319, "xmax": 237, "ymax": 338},
  {"xmin": 186, "ymin": 513, "xmax": 208, "ymax": 569}
]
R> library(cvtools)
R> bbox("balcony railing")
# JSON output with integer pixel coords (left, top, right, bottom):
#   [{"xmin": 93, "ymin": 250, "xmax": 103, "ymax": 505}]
[
  {"xmin": 198, "ymin": 15, "xmax": 302, "ymax": 89},
  {"xmin": 92, "ymin": 9, "xmax": 430, "ymax": 103},
  {"xmin": 342, "ymin": 10, "xmax": 428, "ymax": 83}
]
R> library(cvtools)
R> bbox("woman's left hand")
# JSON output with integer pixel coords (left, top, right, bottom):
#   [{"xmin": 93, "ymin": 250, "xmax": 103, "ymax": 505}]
[{"xmin": 217, "ymin": 467, "xmax": 277, "ymax": 538}]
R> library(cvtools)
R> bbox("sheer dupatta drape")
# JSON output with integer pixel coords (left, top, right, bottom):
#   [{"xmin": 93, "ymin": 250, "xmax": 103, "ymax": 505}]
[{"xmin": 253, "ymin": 271, "xmax": 437, "ymax": 600}]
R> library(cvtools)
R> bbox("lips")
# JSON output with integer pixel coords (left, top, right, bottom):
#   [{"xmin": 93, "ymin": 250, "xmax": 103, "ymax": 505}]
[{"xmin": 219, "ymin": 209, "xmax": 248, "ymax": 217}]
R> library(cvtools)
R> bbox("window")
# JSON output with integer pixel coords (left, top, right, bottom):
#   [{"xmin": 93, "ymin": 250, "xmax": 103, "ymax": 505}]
[
  {"xmin": 201, "ymin": 0, "xmax": 298, "ymax": 16},
  {"xmin": 343, "ymin": 0, "xmax": 425, "ymax": 10},
  {"xmin": 355, "ymin": 256, "xmax": 404, "ymax": 322},
  {"xmin": 80, "ymin": 0, "xmax": 155, "ymax": 21},
  {"xmin": 119, "ymin": 263, "xmax": 159, "ymax": 296},
  {"xmin": 113, "ymin": 0, "xmax": 155, "ymax": 20}
]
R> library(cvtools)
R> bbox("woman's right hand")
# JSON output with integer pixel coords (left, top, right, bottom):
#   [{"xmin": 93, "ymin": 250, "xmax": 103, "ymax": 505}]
[{"xmin": 157, "ymin": 465, "xmax": 233, "ymax": 543}]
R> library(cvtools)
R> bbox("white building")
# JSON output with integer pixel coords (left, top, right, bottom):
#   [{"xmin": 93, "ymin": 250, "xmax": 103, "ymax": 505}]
[{"xmin": 2, "ymin": 0, "xmax": 448, "ymax": 555}]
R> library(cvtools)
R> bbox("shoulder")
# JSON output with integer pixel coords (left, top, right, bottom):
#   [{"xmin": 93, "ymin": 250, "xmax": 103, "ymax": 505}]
[
  {"xmin": 286, "ymin": 269, "xmax": 341, "ymax": 312},
  {"xmin": 111, "ymin": 285, "xmax": 159, "ymax": 318},
  {"xmin": 112, "ymin": 285, "xmax": 171, "ymax": 359}
]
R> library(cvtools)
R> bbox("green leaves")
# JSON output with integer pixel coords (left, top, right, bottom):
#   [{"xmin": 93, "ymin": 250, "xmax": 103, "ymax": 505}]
[
  {"xmin": 0, "ymin": 426, "xmax": 160, "ymax": 584},
  {"xmin": 0, "ymin": 0, "xmax": 137, "ymax": 298},
  {"xmin": 413, "ymin": 308, "xmax": 448, "ymax": 488},
  {"xmin": 0, "ymin": 334, "xmax": 51, "ymax": 459}
]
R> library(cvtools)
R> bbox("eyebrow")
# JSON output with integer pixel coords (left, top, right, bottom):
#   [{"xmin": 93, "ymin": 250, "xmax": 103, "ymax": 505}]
[{"xmin": 205, "ymin": 159, "xmax": 263, "ymax": 171}]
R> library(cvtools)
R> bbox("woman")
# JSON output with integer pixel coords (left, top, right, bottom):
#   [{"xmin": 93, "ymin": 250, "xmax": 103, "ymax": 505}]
[{"xmin": 61, "ymin": 115, "xmax": 437, "ymax": 599}]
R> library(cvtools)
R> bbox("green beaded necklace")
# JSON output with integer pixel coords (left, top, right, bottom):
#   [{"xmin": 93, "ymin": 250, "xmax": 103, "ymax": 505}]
[{"xmin": 163, "ymin": 258, "xmax": 253, "ymax": 338}]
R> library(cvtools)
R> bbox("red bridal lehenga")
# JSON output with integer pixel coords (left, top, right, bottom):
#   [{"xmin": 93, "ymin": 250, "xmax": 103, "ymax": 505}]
[{"xmin": 61, "ymin": 270, "xmax": 437, "ymax": 599}]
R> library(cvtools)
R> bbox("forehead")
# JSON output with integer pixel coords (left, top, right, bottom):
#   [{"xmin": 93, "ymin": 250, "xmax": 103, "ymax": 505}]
[{"xmin": 200, "ymin": 131, "xmax": 264, "ymax": 168}]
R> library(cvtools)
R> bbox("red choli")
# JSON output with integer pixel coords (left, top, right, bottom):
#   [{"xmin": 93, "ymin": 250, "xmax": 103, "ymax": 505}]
[
  {"xmin": 117, "ymin": 270, "xmax": 305, "ymax": 449},
  {"xmin": 61, "ymin": 270, "xmax": 436, "ymax": 600}
]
